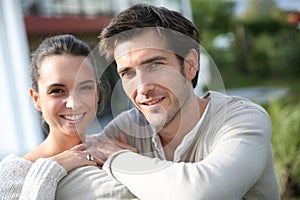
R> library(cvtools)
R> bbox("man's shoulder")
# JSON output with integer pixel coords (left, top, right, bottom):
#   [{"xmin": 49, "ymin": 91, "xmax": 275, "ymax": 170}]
[
  {"xmin": 102, "ymin": 107, "xmax": 153, "ymax": 140},
  {"xmin": 204, "ymin": 91, "xmax": 268, "ymax": 114},
  {"xmin": 116, "ymin": 107, "xmax": 149, "ymax": 126}
]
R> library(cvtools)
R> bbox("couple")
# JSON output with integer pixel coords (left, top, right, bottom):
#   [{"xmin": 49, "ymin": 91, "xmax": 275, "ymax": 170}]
[{"xmin": 0, "ymin": 4, "xmax": 280, "ymax": 200}]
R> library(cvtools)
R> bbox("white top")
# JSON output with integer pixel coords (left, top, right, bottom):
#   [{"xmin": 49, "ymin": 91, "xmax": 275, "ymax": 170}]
[
  {"xmin": 0, "ymin": 91, "xmax": 280, "ymax": 200},
  {"xmin": 152, "ymin": 102, "xmax": 210, "ymax": 162},
  {"xmin": 101, "ymin": 91, "xmax": 280, "ymax": 200},
  {"xmin": 0, "ymin": 154, "xmax": 136, "ymax": 199},
  {"xmin": 0, "ymin": 154, "xmax": 67, "ymax": 199}
]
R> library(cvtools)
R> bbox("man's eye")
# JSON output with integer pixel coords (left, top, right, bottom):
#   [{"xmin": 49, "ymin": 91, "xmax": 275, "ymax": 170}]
[
  {"xmin": 147, "ymin": 62, "xmax": 163, "ymax": 70},
  {"xmin": 120, "ymin": 69, "xmax": 136, "ymax": 79},
  {"xmin": 150, "ymin": 62, "xmax": 162, "ymax": 68}
]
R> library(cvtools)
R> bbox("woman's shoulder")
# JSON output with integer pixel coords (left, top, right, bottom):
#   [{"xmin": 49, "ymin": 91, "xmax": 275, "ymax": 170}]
[
  {"xmin": 0, "ymin": 153, "xmax": 32, "ymax": 174},
  {"xmin": 0, "ymin": 154, "xmax": 32, "ymax": 198},
  {"xmin": 1, "ymin": 153, "xmax": 31, "ymax": 165}
]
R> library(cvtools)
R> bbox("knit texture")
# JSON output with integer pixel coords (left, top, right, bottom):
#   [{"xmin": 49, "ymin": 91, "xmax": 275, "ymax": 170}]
[
  {"xmin": 0, "ymin": 154, "xmax": 31, "ymax": 200},
  {"xmin": 0, "ymin": 154, "xmax": 66, "ymax": 200}
]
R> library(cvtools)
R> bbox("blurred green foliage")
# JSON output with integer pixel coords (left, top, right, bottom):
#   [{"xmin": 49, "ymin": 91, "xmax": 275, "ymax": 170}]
[
  {"xmin": 268, "ymin": 99, "xmax": 300, "ymax": 199},
  {"xmin": 191, "ymin": 0, "xmax": 300, "ymax": 94},
  {"xmin": 191, "ymin": 0, "xmax": 300, "ymax": 198}
]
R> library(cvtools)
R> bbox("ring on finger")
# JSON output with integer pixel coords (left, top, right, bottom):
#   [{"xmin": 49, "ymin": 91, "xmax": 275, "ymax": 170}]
[{"xmin": 87, "ymin": 154, "xmax": 93, "ymax": 161}]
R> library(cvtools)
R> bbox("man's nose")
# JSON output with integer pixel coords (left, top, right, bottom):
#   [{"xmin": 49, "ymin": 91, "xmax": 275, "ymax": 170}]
[{"xmin": 136, "ymin": 71, "xmax": 155, "ymax": 96}]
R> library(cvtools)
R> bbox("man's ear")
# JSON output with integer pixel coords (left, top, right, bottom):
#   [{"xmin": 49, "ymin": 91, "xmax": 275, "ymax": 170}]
[
  {"xmin": 29, "ymin": 88, "xmax": 41, "ymax": 111},
  {"xmin": 184, "ymin": 49, "xmax": 199, "ymax": 81}
]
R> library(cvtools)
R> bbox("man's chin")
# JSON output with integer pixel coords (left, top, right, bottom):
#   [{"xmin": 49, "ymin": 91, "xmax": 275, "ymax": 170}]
[{"xmin": 146, "ymin": 115, "xmax": 167, "ymax": 129}]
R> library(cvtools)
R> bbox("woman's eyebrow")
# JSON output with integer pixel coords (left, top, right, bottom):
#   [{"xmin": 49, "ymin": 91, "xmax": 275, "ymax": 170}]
[
  {"xmin": 78, "ymin": 80, "xmax": 96, "ymax": 85},
  {"xmin": 47, "ymin": 83, "xmax": 65, "ymax": 88}
]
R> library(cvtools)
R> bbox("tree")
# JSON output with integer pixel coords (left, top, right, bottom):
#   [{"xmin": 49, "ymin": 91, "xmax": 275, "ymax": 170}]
[
  {"xmin": 241, "ymin": 0, "xmax": 276, "ymax": 22},
  {"xmin": 191, "ymin": 0, "xmax": 236, "ymax": 36}
]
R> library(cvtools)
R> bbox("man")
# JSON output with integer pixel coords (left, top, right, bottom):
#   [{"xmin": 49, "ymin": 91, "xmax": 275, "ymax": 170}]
[{"xmin": 92, "ymin": 3, "xmax": 280, "ymax": 200}]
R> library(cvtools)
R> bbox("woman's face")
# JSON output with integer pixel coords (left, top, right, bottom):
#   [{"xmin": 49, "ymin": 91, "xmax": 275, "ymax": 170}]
[{"xmin": 30, "ymin": 54, "xmax": 98, "ymax": 139}]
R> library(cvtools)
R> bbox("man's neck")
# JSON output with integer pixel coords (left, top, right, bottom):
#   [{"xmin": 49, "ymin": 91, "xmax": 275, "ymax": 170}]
[{"xmin": 158, "ymin": 96, "xmax": 209, "ymax": 161}]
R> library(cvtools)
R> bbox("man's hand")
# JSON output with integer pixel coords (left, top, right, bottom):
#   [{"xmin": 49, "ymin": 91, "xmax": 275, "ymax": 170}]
[{"xmin": 92, "ymin": 133, "xmax": 138, "ymax": 162}]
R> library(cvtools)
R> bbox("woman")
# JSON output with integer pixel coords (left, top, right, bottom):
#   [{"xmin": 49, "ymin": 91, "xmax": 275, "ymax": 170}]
[{"xmin": 0, "ymin": 34, "xmax": 106, "ymax": 199}]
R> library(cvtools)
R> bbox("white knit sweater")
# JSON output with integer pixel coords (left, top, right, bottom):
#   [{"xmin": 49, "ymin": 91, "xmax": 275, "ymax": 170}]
[
  {"xmin": 0, "ymin": 154, "xmax": 136, "ymax": 199},
  {"xmin": 0, "ymin": 154, "xmax": 66, "ymax": 200}
]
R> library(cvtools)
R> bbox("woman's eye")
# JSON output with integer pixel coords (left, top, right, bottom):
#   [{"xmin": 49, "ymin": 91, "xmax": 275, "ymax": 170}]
[
  {"xmin": 49, "ymin": 88, "xmax": 64, "ymax": 94},
  {"xmin": 80, "ymin": 85, "xmax": 94, "ymax": 91}
]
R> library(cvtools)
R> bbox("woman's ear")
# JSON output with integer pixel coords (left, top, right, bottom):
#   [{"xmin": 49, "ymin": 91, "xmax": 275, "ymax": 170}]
[
  {"xmin": 29, "ymin": 88, "xmax": 41, "ymax": 111},
  {"xmin": 184, "ymin": 49, "xmax": 199, "ymax": 81}
]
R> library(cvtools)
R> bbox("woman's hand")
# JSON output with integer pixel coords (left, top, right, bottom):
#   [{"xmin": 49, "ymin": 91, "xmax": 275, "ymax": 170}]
[{"xmin": 49, "ymin": 143, "xmax": 104, "ymax": 172}]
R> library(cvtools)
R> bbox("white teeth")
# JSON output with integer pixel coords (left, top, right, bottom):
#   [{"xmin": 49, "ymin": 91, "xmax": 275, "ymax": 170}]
[
  {"xmin": 147, "ymin": 98, "xmax": 161, "ymax": 105},
  {"xmin": 64, "ymin": 114, "xmax": 83, "ymax": 121}
]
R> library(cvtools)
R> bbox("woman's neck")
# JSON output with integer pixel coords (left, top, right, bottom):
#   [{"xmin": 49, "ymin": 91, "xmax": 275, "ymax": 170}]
[{"xmin": 23, "ymin": 132, "xmax": 82, "ymax": 162}]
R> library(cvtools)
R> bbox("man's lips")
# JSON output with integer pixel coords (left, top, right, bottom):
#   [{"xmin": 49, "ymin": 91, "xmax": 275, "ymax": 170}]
[{"xmin": 139, "ymin": 97, "xmax": 165, "ymax": 106}]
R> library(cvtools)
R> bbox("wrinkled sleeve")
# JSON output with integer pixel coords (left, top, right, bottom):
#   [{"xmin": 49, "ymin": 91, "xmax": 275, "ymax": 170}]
[
  {"xmin": 19, "ymin": 158, "xmax": 67, "ymax": 200},
  {"xmin": 103, "ymin": 106, "xmax": 274, "ymax": 200}
]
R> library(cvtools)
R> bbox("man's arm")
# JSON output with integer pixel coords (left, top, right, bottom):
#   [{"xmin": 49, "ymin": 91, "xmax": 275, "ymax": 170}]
[
  {"xmin": 102, "ymin": 134, "xmax": 270, "ymax": 200},
  {"xmin": 96, "ymin": 106, "xmax": 278, "ymax": 200}
]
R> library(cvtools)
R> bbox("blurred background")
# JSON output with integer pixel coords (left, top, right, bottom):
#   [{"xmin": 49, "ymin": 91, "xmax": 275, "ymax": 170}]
[{"xmin": 0, "ymin": 0, "xmax": 299, "ymax": 199}]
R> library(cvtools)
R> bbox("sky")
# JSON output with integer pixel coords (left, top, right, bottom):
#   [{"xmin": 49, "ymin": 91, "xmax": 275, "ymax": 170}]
[
  {"xmin": 276, "ymin": 0, "xmax": 300, "ymax": 11},
  {"xmin": 233, "ymin": 0, "xmax": 300, "ymax": 15}
]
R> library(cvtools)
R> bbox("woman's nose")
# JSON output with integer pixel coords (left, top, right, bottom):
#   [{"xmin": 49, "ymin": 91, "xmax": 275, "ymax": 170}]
[{"xmin": 65, "ymin": 92, "xmax": 81, "ymax": 110}]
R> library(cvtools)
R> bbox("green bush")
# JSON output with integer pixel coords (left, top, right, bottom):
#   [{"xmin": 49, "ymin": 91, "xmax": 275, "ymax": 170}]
[{"xmin": 268, "ymin": 100, "xmax": 300, "ymax": 199}]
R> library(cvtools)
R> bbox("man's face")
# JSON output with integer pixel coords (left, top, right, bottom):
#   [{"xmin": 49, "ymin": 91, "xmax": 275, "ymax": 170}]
[{"xmin": 114, "ymin": 31, "xmax": 194, "ymax": 129}]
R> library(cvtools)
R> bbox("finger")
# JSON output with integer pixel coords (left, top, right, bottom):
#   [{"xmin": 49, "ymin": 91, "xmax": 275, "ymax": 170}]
[
  {"xmin": 113, "ymin": 140, "xmax": 138, "ymax": 152},
  {"xmin": 119, "ymin": 132, "xmax": 128, "ymax": 144},
  {"xmin": 70, "ymin": 143, "xmax": 87, "ymax": 151},
  {"xmin": 83, "ymin": 151, "xmax": 105, "ymax": 166},
  {"xmin": 91, "ymin": 156, "xmax": 105, "ymax": 166},
  {"xmin": 86, "ymin": 135, "xmax": 98, "ymax": 143},
  {"xmin": 96, "ymin": 139, "xmax": 138, "ymax": 153},
  {"xmin": 82, "ymin": 141, "xmax": 92, "ymax": 149}
]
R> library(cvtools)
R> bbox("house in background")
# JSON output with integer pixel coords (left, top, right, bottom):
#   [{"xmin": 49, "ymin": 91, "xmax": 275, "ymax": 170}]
[
  {"xmin": 23, "ymin": 0, "xmax": 192, "ymax": 48},
  {"xmin": 288, "ymin": 11, "xmax": 300, "ymax": 29}
]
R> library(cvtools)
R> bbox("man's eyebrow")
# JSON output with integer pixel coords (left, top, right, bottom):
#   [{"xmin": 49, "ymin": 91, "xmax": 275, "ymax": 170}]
[
  {"xmin": 140, "ymin": 56, "xmax": 167, "ymax": 65},
  {"xmin": 117, "ymin": 67, "xmax": 130, "ymax": 74},
  {"xmin": 47, "ymin": 80, "xmax": 95, "ymax": 88},
  {"xmin": 117, "ymin": 56, "xmax": 168, "ymax": 73}
]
